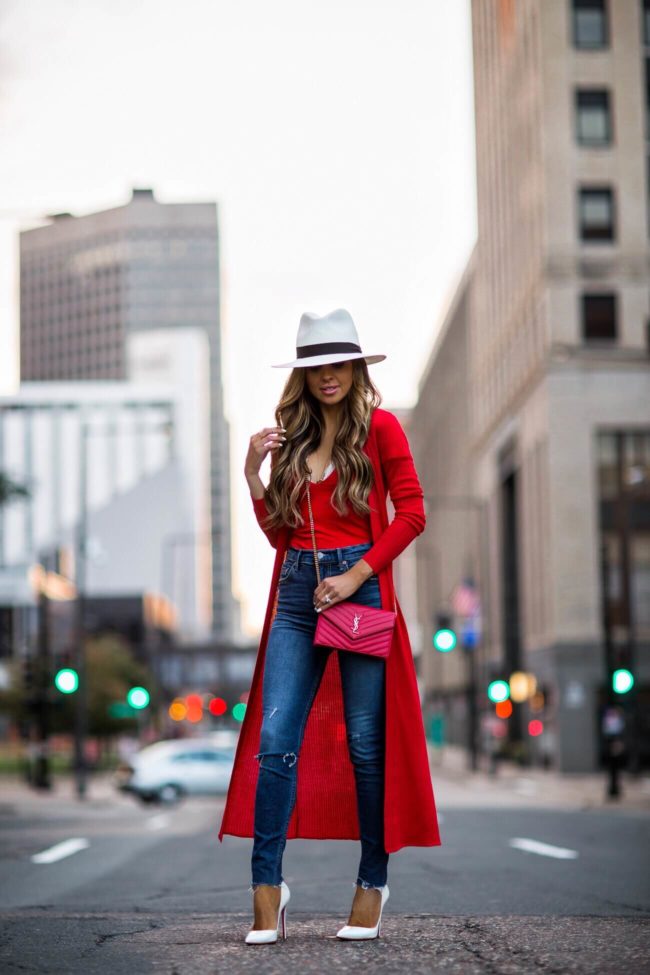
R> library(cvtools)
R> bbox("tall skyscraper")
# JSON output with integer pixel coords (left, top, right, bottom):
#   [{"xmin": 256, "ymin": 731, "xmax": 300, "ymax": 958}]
[
  {"xmin": 467, "ymin": 0, "xmax": 650, "ymax": 770},
  {"xmin": 19, "ymin": 188, "xmax": 237, "ymax": 640},
  {"xmin": 412, "ymin": 1, "xmax": 649, "ymax": 772}
]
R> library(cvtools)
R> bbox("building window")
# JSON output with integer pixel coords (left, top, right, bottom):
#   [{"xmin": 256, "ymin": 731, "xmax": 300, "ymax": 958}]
[
  {"xmin": 582, "ymin": 293, "xmax": 617, "ymax": 341},
  {"xmin": 579, "ymin": 187, "xmax": 615, "ymax": 241},
  {"xmin": 576, "ymin": 89, "xmax": 612, "ymax": 144},
  {"xmin": 598, "ymin": 433, "xmax": 618, "ymax": 499},
  {"xmin": 631, "ymin": 535, "xmax": 650, "ymax": 640},
  {"xmin": 598, "ymin": 431, "xmax": 650, "ymax": 653},
  {"xmin": 572, "ymin": 0, "xmax": 608, "ymax": 49}
]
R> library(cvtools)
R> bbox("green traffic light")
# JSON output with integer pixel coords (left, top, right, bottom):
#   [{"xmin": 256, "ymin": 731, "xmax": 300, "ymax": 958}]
[
  {"xmin": 612, "ymin": 669, "xmax": 634, "ymax": 694},
  {"xmin": 433, "ymin": 628, "xmax": 457, "ymax": 653},
  {"xmin": 126, "ymin": 686, "xmax": 150, "ymax": 709},
  {"xmin": 232, "ymin": 702, "xmax": 247, "ymax": 722},
  {"xmin": 487, "ymin": 679, "xmax": 510, "ymax": 703},
  {"xmin": 54, "ymin": 668, "xmax": 79, "ymax": 694}
]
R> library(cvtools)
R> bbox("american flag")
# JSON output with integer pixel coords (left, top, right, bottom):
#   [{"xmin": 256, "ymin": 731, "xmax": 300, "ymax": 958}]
[{"xmin": 451, "ymin": 579, "xmax": 481, "ymax": 617}]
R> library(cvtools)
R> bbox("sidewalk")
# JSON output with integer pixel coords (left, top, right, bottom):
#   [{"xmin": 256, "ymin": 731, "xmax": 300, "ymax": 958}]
[
  {"xmin": 429, "ymin": 744, "xmax": 650, "ymax": 812},
  {"xmin": 2, "ymin": 753, "xmax": 650, "ymax": 815},
  {"xmin": 0, "ymin": 770, "xmax": 126, "ymax": 811}
]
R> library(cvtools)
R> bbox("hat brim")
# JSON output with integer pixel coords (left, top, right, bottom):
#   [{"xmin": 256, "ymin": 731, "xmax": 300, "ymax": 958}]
[{"xmin": 272, "ymin": 352, "xmax": 386, "ymax": 369}]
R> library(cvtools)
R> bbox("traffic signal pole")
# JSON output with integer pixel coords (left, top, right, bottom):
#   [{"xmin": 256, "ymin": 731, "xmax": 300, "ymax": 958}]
[
  {"xmin": 73, "ymin": 422, "xmax": 89, "ymax": 800},
  {"xmin": 463, "ymin": 639, "xmax": 479, "ymax": 772},
  {"xmin": 33, "ymin": 584, "xmax": 51, "ymax": 790}
]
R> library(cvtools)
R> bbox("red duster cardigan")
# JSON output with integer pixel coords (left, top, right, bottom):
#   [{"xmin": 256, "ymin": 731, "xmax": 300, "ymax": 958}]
[{"xmin": 218, "ymin": 407, "xmax": 441, "ymax": 852}]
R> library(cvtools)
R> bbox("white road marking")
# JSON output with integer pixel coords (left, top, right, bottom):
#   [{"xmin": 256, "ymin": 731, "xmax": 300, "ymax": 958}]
[
  {"xmin": 146, "ymin": 813, "xmax": 171, "ymax": 830},
  {"xmin": 31, "ymin": 838, "xmax": 89, "ymax": 864},
  {"xmin": 509, "ymin": 837, "xmax": 579, "ymax": 860}
]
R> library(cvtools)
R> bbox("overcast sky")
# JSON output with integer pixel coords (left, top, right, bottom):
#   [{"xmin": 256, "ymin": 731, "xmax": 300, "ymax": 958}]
[{"xmin": 0, "ymin": 0, "xmax": 477, "ymax": 635}]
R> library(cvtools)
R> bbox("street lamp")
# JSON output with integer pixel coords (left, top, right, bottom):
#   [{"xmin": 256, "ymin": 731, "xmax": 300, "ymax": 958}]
[{"xmin": 73, "ymin": 413, "xmax": 173, "ymax": 800}]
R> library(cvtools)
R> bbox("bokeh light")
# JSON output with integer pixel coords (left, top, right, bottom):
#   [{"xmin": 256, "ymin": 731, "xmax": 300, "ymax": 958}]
[
  {"xmin": 529, "ymin": 691, "xmax": 545, "ymax": 712},
  {"xmin": 54, "ymin": 668, "xmax": 79, "ymax": 694},
  {"xmin": 185, "ymin": 692, "xmax": 203, "ymax": 723},
  {"xmin": 495, "ymin": 700, "xmax": 512, "ymax": 719},
  {"xmin": 487, "ymin": 679, "xmax": 510, "ymax": 703},
  {"xmin": 508, "ymin": 670, "xmax": 532, "ymax": 704},
  {"xmin": 432, "ymin": 628, "xmax": 457, "ymax": 652},
  {"xmin": 126, "ymin": 686, "xmax": 150, "ymax": 709},
  {"xmin": 169, "ymin": 699, "xmax": 187, "ymax": 721},
  {"xmin": 612, "ymin": 669, "xmax": 634, "ymax": 694},
  {"xmin": 493, "ymin": 720, "xmax": 508, "ymax": 739},
  {"xmin": 209, "ymin": 696, "xmax": 227, "ymax": 716}
]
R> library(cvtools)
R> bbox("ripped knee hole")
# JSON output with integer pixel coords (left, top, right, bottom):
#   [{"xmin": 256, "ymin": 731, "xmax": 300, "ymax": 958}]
[{"xmin": 254, "ymin": 750, "xmax": 298, "ymax": 767}]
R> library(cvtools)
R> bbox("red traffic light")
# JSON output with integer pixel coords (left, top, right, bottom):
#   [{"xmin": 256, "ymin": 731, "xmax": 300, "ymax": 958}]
[{"xmin": 209, "ymin": 697, "xmax": 227, "ymax": 716}]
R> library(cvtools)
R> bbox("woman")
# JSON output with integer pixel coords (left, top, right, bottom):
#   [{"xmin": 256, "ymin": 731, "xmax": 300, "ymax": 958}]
[{"xmin": 218, "ymin": 309, "xmax": 441, "ymax": 944}]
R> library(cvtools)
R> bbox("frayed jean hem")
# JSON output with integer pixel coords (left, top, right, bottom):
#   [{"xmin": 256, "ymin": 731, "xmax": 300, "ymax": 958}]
[{"xmin": 355, "ymin": 877, "xmax": 387, "ymax": 890}]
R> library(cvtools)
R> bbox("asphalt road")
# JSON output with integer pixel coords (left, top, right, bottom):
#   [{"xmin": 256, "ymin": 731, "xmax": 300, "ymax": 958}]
[{"xmin": 0, "ymin": 773, "xmax": 648, "ymax": 974}]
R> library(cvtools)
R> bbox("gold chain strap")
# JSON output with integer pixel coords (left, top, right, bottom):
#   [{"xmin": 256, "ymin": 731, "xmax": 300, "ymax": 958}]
[
  {"xmin": 304, "ymin": 476, "xmax": 322, "ymax": 587},
  {"xmin": 305, "ymin": 472, "xmax": 397, "ymax": 613}
]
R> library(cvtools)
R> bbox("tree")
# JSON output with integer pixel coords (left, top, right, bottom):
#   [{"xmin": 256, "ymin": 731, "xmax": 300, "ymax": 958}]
[
  {"xmin": 85, "ymin": 633, "xmax": 157, "ymax": 737},
  {"xmin": 0, "ymin": 633, "xmax": 158, "ymax": 740}
]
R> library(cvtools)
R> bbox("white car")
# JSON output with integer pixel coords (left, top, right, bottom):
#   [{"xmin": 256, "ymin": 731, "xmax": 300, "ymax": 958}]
[
  {"xmin": 115, "ymin": 738, "xmax": 235, "ymax": 804},
  {"xmin": 208, "ymin": 729, "xmax": 240, "ymax": 750}
]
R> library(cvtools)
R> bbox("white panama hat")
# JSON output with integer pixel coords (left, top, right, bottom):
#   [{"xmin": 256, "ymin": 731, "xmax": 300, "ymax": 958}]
[{"xmin": 272, "ymin": 308, "xmax": 387, "ymax": 369}]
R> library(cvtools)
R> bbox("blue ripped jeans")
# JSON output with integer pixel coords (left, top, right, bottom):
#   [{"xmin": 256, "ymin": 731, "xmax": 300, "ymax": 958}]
[{"xmin": 252, "ymin": 541, "xmax": 389, "ymax": 890}]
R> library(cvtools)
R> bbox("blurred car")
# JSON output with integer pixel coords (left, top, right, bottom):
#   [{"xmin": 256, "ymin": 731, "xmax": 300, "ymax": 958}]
[
  {"xmin": 114, "ymin": 737, "xmax": 235, "ymax": 804},
  {"xmin": 208, "ymin": 728, "xmax": 240, "ymax": 750}
]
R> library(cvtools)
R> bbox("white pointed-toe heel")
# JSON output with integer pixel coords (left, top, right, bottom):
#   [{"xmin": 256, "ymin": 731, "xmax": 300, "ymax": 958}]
[
  {"xmin": 336, "ymin": 884, "xmax": 389, "ymax": 940},
  {"xmin": 245, "ymin": 880, "xmax": 290, "ymax": 945}
]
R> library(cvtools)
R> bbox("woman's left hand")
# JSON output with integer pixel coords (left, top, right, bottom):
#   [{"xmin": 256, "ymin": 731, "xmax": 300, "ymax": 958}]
[{"xmin": 313, "ymin": 571, "xmax": 362, "ymax": 612}]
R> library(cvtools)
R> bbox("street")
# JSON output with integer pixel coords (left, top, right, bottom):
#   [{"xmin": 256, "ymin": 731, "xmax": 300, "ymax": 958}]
[{"xmin": 1, "ymin": 768, "xmax": 648, "ymax": 974}]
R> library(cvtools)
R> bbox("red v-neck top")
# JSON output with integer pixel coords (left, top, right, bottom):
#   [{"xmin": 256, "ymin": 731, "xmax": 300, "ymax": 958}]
[
  {"xmin": 252, "ymin": 466, "xmax": 373, "ymax": 554},
  {"xmin": 250, "ymin": 408, "xmax": 427, "ymax": 577}
]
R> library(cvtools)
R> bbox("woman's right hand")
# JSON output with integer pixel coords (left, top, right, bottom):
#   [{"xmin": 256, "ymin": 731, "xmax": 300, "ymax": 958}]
[{"xmin": 244, "ymin": 426, "xmax": 287, "ymax": 478}]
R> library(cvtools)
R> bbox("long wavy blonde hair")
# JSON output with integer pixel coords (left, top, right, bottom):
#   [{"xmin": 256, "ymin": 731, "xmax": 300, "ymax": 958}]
[{"xmin": 260, "ymin": 359, "xmax": 383, "ymax": 531}]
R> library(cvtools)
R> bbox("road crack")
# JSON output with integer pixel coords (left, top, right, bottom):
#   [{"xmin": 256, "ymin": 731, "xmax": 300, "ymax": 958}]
[
  {"xmin": 456, "ymin": 919, "xmax": 504, "ymax": 975},
  {"xmin": 90, "ymin": 919, "xmax": 163, "ymax": 953},
  {"xmin": 457, "ymin": 919, "xmax": 570, "ymax": 975}
]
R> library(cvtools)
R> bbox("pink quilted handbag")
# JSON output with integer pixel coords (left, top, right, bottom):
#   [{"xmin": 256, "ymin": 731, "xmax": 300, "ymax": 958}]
[{"xmin": 304, "ymin": 477, "xmax": 396, "ymax": 659}]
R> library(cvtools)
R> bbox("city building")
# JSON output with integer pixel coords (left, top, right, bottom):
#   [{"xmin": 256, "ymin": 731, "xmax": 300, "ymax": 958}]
[
  {"xmin": 0, "ymin": 327, "xmax": 213, "ymax": 656},
  {"xmin": 388, "ymin": 407, "xmax": 426, "ymax": 693},
  {"xmin": 18, "ymin": 187, "xmax": 237, "ymax": 640},
  {"xmin": 413, "ymin": 1, "xmax": 650, "ymax": 772},
  {"xmin": 411, "ymin": 253, "xmax": 479, "ymax": 752}
]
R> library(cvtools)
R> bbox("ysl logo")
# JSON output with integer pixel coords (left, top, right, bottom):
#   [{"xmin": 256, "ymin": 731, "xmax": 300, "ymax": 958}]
[{"xmin": 352, "ymin": 612, "xmax": 362, "ymax": 633}]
